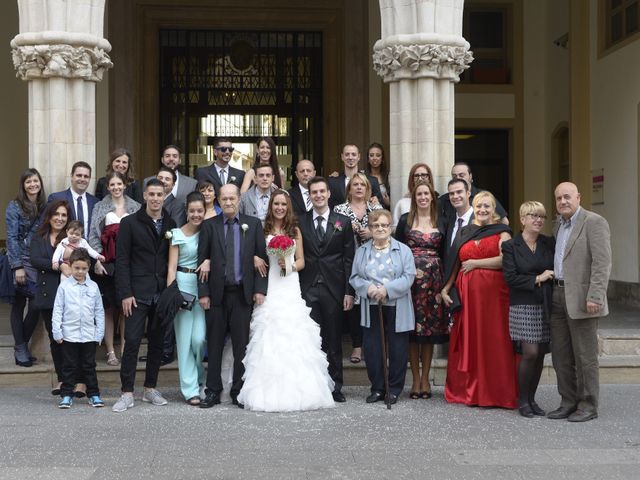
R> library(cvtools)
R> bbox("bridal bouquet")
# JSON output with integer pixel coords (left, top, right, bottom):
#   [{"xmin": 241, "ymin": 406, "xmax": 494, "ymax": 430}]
[{"xmin": 267, "ymin": 235, "xmax": 296, "ymax": 276}]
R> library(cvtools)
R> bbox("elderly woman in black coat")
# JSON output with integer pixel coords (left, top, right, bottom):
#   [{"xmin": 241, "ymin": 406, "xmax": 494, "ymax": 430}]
[{"xmin": 501, "ymin": 201, "xmax": 555, "ymax": 418}]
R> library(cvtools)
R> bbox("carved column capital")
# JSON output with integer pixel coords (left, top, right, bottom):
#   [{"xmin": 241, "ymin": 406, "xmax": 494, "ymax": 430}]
[
  {"xmin": 373, "ymin": 41, "xmax": 473, "ymax": 83},
  {"xmin": 12, "ymin": 43, "xmax": 113, "ymax": 82}
]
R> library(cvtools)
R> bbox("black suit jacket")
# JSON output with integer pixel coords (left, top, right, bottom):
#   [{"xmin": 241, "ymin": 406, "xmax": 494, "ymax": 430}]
[
  {"xmin": 195, "ymin": 164, "xmax": 245, "ymax": 197},
  {"xmin": 438, "ymin": 211, "xmax": 475, "ymax": 282},
  {"xmin": 197, "ymin": 213, "xmax": 267, "ymax": 306},
  {"xmin": 48, "ymin": 189, "xmax": 99, "ymax": 232},
  {"xmin": 115, "ymin": 208, "xmax": 176, "ymax": 303},
  {"xmin": 298, "ymin": 210, "xmax": 355, "ymax": 302},
  {"xmin": 30, "ymin": 235, "xmax": 60, "ymax": 310},
  {"xmin": 288, "ymin": 186, "xmax": 309, "ymax": 217},
  {"xmin": 501, "ymin": 233, "xmax": 555, "ymax": 315},
  {"xmin": 164, "ymin": 193, "xmax": 187, "ymax": 227},
  {"xmin": 328, "ymin": 173, "xmax": 384, "ymax": 210}
]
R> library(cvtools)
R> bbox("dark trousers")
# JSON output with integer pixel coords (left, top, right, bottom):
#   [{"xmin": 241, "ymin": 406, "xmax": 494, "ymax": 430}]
[
  {"xmin": 550, "ymin": 287, "xmax": 600, "ymax": 413},
  {"xmin": 304, "ymin": 283, "xmax": 343, "ymax": 392},
  {"xmin": 363, "ymin": 305, "xmax": 410, "ymax": 396},
  {"xmin": 10, "ymin": 291, "xmax": 39, "ymax": 345},
  {"xmin": 60, "ymin": 341, "xmax": 99, "ymax": 398},
  {"xmin": 163, "ymin": 324, "xmax": 176, "ymax": 356},
  {"xmin": 205, "ymin": 287, "xmax": 252, "ymax": 396},
  {"xmin": 120, "ymin": 302, "xmax": 166, "ymax": 392},
  {"xmin": 346, "ymin": 304, "xmax": 363, "ymax": 349},
  {"xmin": 41, "ymin": 309, "xmax": 63, "ymax": 382}
]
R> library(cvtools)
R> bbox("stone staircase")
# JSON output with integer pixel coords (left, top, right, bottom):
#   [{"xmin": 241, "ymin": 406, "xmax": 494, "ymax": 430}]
[{"xmin": 0, "ymin": 303, "xmax": 638, "ymax": 388}]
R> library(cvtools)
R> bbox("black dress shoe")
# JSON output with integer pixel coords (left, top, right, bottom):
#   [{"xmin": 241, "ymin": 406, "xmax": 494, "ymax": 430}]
[
  {"xmin": 160, "ymin": 353, "xmax": 174, "ymax": 366},
  {"xmin": 366, "ymin": 392, "xmax": 384, "ymax": 404},
  {"xmin": 200, "ymin": 392, "xmax": 221, "ymax": 408},
  {"xmin": 519, "ymin": 404, "xmax": 535, "ymax": 418},
  {"xmin": 138, "ymin": 355, "xmax": 147, "ymax": 362},
  {"xmin": 530, "ymin": 401, "xmax": 546, "ymax": 416},
  {"xmin": 385, "ymin": 393, "xmax": 398, "ymax": 405},
  {"xmin": 332, "ymin": 391, "xmax": 346, "ymax": 403},
  {"xmin": 567, "ymin": 409, "xmax": 598, "ymax": 423},
  {"xmin": 547, "ymin": 405, "xmax": 577, "ymax": 419},
  {"xmin": 231, "ymin": 397, "xmax": 244, "ymax": 409}
]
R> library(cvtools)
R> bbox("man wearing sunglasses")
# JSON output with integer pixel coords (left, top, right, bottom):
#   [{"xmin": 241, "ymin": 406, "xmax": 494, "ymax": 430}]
[{"xmin": 195, "ymin": 138, "xmax": 245, "ymax": 197}]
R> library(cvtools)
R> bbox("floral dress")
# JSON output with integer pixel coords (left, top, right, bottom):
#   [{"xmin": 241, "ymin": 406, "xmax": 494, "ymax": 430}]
[{"xmin": 404, "ymin": 229, "xmax": 448, "ymax": 344}]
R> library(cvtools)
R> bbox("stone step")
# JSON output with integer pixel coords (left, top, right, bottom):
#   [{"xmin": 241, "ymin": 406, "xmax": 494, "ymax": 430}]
[{"xmin": 599, "ymin": 329, "xmax": 640, "ymax": 356}]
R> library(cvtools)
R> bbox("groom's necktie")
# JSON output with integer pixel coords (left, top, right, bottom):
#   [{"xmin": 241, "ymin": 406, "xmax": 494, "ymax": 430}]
[
  {"xmin": 220, "ymin": 168, "xmax": 227, "ymax": 185},
  {"xmin": 315, "ymin": 216, "xmax": 325, "ymax": 242},
  {"xmin": 225, "ymin": 218, "xmax": 237, "ymax": 285}
]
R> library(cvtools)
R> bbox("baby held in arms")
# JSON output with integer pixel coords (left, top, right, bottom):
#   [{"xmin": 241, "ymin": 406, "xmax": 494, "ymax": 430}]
[{"xmin": 52, "ymin": 221, "xmax": 105, "ymax": 277}]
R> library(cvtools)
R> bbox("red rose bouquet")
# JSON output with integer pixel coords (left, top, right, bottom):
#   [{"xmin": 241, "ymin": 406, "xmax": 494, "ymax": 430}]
[{"xmin": 267, "ymin": 235, "xmax": 296, "ymax": 276}]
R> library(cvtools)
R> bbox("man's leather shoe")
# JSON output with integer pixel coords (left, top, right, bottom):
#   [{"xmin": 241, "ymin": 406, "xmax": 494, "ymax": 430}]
[
  {"xmin": 547, "ymin": 406, "xmax": 577, "ymax": 419},
  {"xmin": 332, "ymin": 391, "xmax": 346, "ymax": 403},
  {"xmin": 200, "ymin": 392, "xmax": 221, "ymax": 408},
  {"xmin": 366, "ymin": 392, "xmax": 384, "ymax": 403},
  {"xmin": 160, "ymin": 353, "xmax": 174, "ymax": 366},
  {"xmin": 385, "ymin": 393, "xmax": 398, "ymax": 405},
  {"xmin": 567, "ymin": 409, "xmax": 598, "ymax": 423},
  {"xmin": 519, "ymin": 404, "xmax": 535, "ymax": 418},
  {"xmin": 138, "ymin": 355, "xmax": 147, "ymax": 362},
  {"xmin": 231, "ymin": 397, "xmax": 244, "ymax": 409},
  {"xmin": 530, "ymin": 401, "xmax": 546, "ymax": 416}
]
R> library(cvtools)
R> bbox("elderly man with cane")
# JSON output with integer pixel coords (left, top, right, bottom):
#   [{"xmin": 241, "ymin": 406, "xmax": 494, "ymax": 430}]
[{"xmin": 350, "ymin": 209, "xmax": 415, "ymax": 405}]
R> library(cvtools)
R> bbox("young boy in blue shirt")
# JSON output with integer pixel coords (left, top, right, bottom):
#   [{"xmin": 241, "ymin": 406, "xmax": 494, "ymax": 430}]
[{"xmin": 52, "ymin": 248, "xmax": 105, "ymax": 408}]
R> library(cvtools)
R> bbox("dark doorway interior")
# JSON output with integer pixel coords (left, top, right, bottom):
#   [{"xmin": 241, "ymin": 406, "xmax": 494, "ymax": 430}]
[
  {"xmin": 455, "ymin": 129, "xmax": 510, "ymax": 213},
  {"xmin": 159, "ymin": 29, "xmax": 323, "ymax": 183}
]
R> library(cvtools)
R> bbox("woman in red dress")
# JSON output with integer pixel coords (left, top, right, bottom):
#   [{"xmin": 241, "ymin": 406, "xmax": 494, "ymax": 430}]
[{"xmin": 441, "ymin": 191, "xmax": 518, "ymax": 409}]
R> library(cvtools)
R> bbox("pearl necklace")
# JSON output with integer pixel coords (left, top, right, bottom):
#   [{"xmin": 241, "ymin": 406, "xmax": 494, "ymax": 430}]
[{"xmin": 373, "ymin": 241, "xmax": 390, "ymax": 251}]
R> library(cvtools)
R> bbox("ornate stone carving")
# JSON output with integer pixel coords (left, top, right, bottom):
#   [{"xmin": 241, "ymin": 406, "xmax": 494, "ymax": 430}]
[
  {"xmin": 373, "ymin": 43, "xmax": 473, "ymax": 83},
  {"xmin": 12, "ymin": 44, "xmax": 113, "ymax": 81}
]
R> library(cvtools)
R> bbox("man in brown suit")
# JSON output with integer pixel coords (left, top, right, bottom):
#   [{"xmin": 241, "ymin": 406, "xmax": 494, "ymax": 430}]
[{"xmin": 547, "ymin": 182, "xmax": 611, "ymax": 422}]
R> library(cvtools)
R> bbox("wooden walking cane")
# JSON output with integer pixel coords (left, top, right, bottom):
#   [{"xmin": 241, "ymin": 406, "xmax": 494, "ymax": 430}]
[{"xmin": 378, "ymin": 302, "xmax": 391, "ymax": 410}]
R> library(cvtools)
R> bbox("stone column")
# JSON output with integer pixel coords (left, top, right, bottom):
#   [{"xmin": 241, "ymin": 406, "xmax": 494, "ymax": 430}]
[
  {"xmin": 10, "ymin": 0, "xmax": 112, "ymax": 366},
  {"xmin": 11, "ymin": 0, "xmax": 112, "ymax": 194},
  {"xmin": 373, "ymin": 0, "xmax": 473, "ymax": 198}
]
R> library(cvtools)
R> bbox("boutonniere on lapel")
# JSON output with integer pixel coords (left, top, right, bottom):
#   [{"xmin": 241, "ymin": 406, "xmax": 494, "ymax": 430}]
[
  {"xmin": 241, "ymin": 223, "xmax": 249, "ymax": 237},
  {"xmin": 164, "ymin": 231, "xmax": 173, "ymax": 240},
  {"xmin": 333, "ymin": 220, "xmax": 343, "ymax": 232},
  {"xmin": 229, "ymin": 176, "xmax": 237, "ymax": 183}
]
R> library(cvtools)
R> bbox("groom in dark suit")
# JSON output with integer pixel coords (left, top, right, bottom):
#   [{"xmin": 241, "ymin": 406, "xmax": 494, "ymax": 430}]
[
  {"xmin": 198, "ymin": 184, "xmax": 267, "ymax": 408},
  {"xmin": 298, "ymin": 177, "xmax": 355, "ymax": 402}
]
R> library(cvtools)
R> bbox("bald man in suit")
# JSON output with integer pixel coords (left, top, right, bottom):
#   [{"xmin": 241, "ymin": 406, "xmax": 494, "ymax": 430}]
[{"xmin": 547, "ymin": 182, "xmax": 611, "ymax": 423}]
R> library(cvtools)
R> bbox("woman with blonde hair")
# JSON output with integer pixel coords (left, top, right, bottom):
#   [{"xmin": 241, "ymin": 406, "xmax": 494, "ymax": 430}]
[
  {"xmin": 502, "ymin": 201, "xmax": 555, "ymax": 417},
  {"xmin": 441, "ymin": 191, "xmax": 518, "ymax": 409},
  {"xmin": 334, "ymin": 172, "xmax": 382, "ymax": 363}
]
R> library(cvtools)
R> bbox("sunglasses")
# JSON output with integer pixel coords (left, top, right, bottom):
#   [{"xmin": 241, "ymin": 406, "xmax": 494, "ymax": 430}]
[{"xmin": 215, "ymin": 147, "xmax": 235, "ymax": 153}]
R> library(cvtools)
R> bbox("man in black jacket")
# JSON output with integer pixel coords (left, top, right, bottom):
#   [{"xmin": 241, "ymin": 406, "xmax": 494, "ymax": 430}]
[
  {"xmin": 298, "ymin": 177, "xmax": 355, "ymax": 402},
  {"xmin": 197, "ymin": 184, "xmax": 268, "ymax": 408},
  {"xmin": 112, "ymin": 179, "xmax": 176, "ymax": 413}
]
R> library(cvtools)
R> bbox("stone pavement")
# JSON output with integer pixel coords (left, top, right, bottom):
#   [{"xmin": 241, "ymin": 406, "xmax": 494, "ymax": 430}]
[{"xmin": 1, "ymin": 385, "xmax": 639, "ymax": 480}]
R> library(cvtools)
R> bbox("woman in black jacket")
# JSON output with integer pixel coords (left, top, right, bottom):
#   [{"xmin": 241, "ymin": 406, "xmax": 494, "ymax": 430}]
[
  {"xmin": 30, "ymin": 200, "xmax": 71, "ymax": 394},
  {"xmin": 501, "ymin": 201, "xmax": 555, "ymax": 418}
]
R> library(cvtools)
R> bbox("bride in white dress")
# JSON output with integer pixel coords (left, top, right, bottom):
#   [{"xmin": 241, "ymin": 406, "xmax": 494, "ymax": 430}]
[{"xmin": 238, "ymin": 190, "xmax": 335, "ymax": 412}]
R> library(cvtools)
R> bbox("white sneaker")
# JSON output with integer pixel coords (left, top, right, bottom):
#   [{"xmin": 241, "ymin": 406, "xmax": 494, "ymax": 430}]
[
  {"xmin": 142, "ymin": 389, "xmax": 168, "ymax": 406},
  {"xmin": 112, "ymin": 393, "xmax": 134, "ymax": 413}
]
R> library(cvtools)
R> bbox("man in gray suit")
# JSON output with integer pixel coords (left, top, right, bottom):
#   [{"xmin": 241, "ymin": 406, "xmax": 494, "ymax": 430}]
[
  {"xmin": 239, "ymin": 164, "xmax": 275, "ymax": 226},
  {"xmin": 144, "ymin": 145, "xmax": 197, "ymax": 208},
  {"xmin": 548, "ymin": 182, "xmax": 611, "ymax": 423}
]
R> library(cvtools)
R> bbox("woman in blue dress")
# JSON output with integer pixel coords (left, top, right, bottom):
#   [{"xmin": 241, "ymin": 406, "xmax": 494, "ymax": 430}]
[{"xmin": 167, "ymin": 192, "xmax": 208, "ymax": 405}]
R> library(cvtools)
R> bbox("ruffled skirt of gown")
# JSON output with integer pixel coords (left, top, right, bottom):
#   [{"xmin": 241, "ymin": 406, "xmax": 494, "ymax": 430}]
[{"xmin": 238, "ymin": 264, "xmax": 335, "ymax": 412}]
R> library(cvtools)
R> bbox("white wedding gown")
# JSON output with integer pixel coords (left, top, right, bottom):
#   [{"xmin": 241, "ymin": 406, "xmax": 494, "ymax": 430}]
[{"xmin": 238, "ymin": 236, "xmax": 335, "ymax": 412}]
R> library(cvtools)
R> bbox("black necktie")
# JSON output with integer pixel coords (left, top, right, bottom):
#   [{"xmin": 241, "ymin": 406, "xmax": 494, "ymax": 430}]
[
  {"xmin": 76, "ymin": 196, "xmax": 85, "ymax": 231},
  {"xmin": 316, "ymin": 216, "xmax": 325, "ymax": 242},
  {"xmin": 225, "ymin": 219, "xmax": 236, "ymax": 284}
]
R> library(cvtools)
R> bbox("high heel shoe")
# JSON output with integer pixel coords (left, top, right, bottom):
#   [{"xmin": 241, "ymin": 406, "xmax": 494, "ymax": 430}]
[
  {"xmin": 14, "ymin": 344, "xmax": 33, "ymax": 367},
  {"xmin": 106, "ymin": 351, "xmax": 120, "ymax": 366}
]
